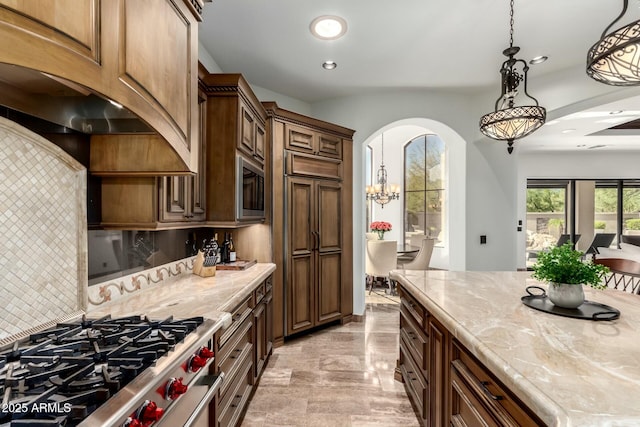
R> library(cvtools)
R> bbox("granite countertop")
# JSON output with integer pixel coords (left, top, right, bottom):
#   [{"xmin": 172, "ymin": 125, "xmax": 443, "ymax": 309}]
[
  {"xmin": 391, "ymin": 269, "xmax": 640, "ymax": 427},
  {"xmin": 88, "ymin": 263, "xmax": 276, "ymax": 330}
]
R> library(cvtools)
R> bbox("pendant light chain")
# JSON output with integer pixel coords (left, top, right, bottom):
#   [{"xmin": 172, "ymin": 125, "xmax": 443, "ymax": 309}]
[{"xmin": 509, "ymin": 0, "xmax": 514, "ymax": 49}]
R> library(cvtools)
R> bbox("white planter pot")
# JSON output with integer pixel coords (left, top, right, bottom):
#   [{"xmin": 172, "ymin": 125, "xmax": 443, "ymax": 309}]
[{"xmin": 548, "ymin": 282, "xmax": 584, "ymax": 309}]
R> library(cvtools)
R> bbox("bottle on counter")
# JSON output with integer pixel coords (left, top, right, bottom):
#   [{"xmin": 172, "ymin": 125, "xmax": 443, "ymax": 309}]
[
  {"xmin": 229, "ymin": 233, "xmax": 236, "ymax": 262},
  {"xmin": 221, "ymin": 232, "xmax": 231, "ymax": 264},
  {"xmin": 214, "ymin": 233, "xmax": 221, "ymax": 265}
]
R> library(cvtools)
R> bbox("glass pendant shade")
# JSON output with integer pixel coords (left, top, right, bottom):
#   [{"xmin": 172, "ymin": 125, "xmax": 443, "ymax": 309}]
[
  {"xmin": 587, "ymin": 0, "xmax": 640, "ymax": 85},
  {"xmin": 480, "ymin": 106, "xmax": 546, "ymax": 142}
]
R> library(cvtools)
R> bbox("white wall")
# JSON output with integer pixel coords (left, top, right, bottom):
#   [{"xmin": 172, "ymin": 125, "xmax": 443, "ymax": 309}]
[{"xmin": 250, "ymin": 85, "xmax": 312, "ymax": 116}]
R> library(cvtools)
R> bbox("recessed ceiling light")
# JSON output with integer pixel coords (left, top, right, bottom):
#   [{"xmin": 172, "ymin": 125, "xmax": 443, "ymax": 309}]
[
  {"xmin": 310, "ymin": 15, "xmax": 347, "ymax": 40},
  {"xmin": 561, "ymin": 128, "xmax": 576, "ymax": 134},
  {"xmin": 545, "ymin": 120, "xmax": 560, "ymax": 126},
  {"xmin": 322, "ymin": 60, "xmax": 337, "ymax": 70},
  {"xmin": 529, "ymin": 56, "xmax": 548, "ymax": 65},
  {"xmin": 609, "ymin": 110, "xmax": 624, "ymax": 115},
  {"xmin": 577, "ymin": 144, "xmax": 586, "ymax": 147}
]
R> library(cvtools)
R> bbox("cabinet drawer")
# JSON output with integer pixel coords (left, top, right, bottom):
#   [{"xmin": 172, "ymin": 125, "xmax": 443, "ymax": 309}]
[
  {"xmin": 217, "ymin": 315, "xmax": 253, "ymax": 399},
  {"xmin": 399, "ymin": 342, "xmax": 428, "ymax": 421},
  {"xmin": 285, "ymin": 123, "xmax": 315, "ymax": 154},
  {"xmin": 451, "ymin": 341, "xmax": 544, "ymax": 427},
  {"xmin": 219, "ymin": 296, "xmax": 253, "ymax": 351},
  {"xmin": 218, "ymin": 346, "xmax": 253, "ymax": 427},
  {"xmin": 400, "ymin": 306, "xmax": 428, "ymax": 377},
  {"xmin": 399, "ymin": 286, "xmax": 426, "ymax": 330},
  {"xmin": 451, "ymin": 365, "xmax": 499, "ymax": 427}
]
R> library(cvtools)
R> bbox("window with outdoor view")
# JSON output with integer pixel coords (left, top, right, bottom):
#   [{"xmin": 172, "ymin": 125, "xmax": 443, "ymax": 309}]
[{"xmin": 403, "ymin": 134, "xmax": 446, "ymax": 246}]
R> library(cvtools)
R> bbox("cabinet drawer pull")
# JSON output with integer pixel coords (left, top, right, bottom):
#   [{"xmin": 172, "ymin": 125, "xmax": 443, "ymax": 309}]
[{"xmin": 480, "ymin": 381, "xmax": 503, "ymax": 401}]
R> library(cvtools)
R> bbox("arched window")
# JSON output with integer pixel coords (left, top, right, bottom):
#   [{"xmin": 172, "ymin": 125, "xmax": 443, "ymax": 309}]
[{"xmin": 404, "ymin": 134, "xmax": 446, "ymax": 244}]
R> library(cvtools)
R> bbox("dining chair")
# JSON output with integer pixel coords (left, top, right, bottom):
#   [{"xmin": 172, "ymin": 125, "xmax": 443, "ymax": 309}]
[
  {"xmin": 365, "ymin": 240, "xmax": 397, "ymax": 294},
  {"xmin": 592, "ymin": 257, "xmax": 640, "ymax": 294},
  {"xmin": 400, "ymin": 236, "xmax": 435, "ymax": 270}
]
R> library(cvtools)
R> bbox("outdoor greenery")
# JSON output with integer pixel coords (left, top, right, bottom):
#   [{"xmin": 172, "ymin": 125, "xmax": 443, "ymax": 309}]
[
  {"xmin": 594, "ymin": 220, "xmax": 606, "ymax": 229},
  {"xmin": 625, "ymin": 219, "xmax": 640, "ymax": 230},
  {"xmin": 526, "ymin": 189, "xmax": 565, "ymax": 212},
  {"xmin": 404, "ymin": 134, "xmax": 444, "ymax": 232},
  {"xmin": 532, "ymin": 243, "xmax": 609, "ymax": 289},
  {"xmin": 595, "ymin": 188, "xmax": 640, "ymax": 212}
]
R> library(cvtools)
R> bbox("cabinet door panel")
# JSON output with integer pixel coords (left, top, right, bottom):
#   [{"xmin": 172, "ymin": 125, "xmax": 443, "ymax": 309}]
[
  {"xmin": 285, "ymin": 123, "xmax": 314, "ymax": 154},
  {"xmin": 240, "ymin": 106, "xmax": 255, "ymax": 154},
  {"xmin": 429, "ymin": 318, "xmax": 448, "ymax": 427},
  {"xmin": 288, "ymin": 178, "xmax": 314, "ymax": 255},
  {"xmin": 317, "ymin": 252, "xmax": 341, "ymax": 323},
  {"xmin": 317, "ymin": 181, "xmax": 342, "ymax": 252},
  {"xmin": 288, "ymin": 256, "xmax": 314, "ymax": 333},
  {"xmin": 317, "ymin": 133, "xmax": 342, "ymax": 159},
  {"xmin": 255, "ymin": 121, "xmax": 265, "ymax": 162},
  {"xmin": 160, "ymin": 176, "xmax": 187, "ymax": 221}
]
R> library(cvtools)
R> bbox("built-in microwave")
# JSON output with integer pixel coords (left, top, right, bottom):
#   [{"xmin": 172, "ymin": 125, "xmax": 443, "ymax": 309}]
[{"xmin": 236, "ymin": 155, "xmax": 265, "ymax": 221}]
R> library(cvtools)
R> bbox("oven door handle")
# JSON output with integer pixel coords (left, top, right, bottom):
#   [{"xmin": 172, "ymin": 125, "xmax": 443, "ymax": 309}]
[{"xmin": 183, "ymin": 372, "xmax": 225, "ymax": 427}]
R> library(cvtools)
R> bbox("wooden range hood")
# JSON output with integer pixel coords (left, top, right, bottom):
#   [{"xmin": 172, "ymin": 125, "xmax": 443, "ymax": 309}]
[{"xmin": 0, "ymin": 0, "xmax": 206, "ymax": 176}]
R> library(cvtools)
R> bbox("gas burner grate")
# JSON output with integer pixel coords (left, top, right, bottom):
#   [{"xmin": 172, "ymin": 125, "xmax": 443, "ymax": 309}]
[{"xmin": 0, "ymin": 315, "xmax": 205, "ymax": 427}]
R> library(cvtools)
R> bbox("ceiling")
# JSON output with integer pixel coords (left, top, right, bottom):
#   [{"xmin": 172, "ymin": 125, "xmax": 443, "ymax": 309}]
[{"xmin": 199, "ymin": 0, "xmax": 640, "ymax": 153}]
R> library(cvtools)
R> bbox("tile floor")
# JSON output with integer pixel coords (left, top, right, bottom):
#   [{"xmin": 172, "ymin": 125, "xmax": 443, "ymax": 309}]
[{"xmin": 241, "ymin": 302, "xmax": 419, "ymax": 426}]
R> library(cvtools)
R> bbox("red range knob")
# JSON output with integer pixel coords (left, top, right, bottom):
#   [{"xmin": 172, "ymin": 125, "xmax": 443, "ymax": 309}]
[
  {"xmin": 198, "ymin": 346, "xmax": 214, "ymax": 359},
  {"xmin": 136, "ymin": 400, "xmax": 164, "ymax": 426},
  {"xmin": 189, "ymin": 354, "xmax": 207, "ymax": 372},
  {"xmin": 122, "ymin": 418, "xmax": 143, "ymax": 427},
  {"xmin": 165, "ymin": 377, "xmax": 188, "ymax": 400}
]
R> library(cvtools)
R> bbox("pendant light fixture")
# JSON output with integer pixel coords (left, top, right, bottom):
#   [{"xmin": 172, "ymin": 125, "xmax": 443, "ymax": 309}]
[
  {"xmin": 479, "ymin": 0, "xmax": 546, "ymax": 154},
  {"xmin": 366, "ymin": 133, "xmax": 400, "ymax": 208},
  {"xmin": 587, "ymin": 0, "xmax": 640, "ymax": 86}
]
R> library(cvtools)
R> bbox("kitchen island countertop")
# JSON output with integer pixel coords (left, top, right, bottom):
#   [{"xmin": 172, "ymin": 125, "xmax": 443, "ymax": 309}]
[
  {"xmin": 391, "ymin": 269, "xmax": 640, "ymax": 427},
  {"xmin": 88, "ymin": 263, "xmax": 276, "ymax": 329}
]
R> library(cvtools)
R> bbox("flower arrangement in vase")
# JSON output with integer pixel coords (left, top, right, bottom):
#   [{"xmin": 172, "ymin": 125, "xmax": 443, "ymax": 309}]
[
  {"xmin": 370, "ymin": 221, "xmax": 392, "ymax": 240},
  {"xmin": 531, "ymin": 243, "xmax": 609, "ymax": 308}
]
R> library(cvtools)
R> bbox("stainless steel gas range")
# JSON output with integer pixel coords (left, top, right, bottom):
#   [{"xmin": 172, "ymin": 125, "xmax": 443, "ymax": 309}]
[{"xmin": 0, "ymin": 314, "xmax": 225, "ymax": 427}]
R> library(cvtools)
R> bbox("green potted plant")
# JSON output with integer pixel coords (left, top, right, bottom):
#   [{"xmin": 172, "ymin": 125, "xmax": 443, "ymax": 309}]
[{"xmin": 531, "ymin": 243, "xmax": 609, "ymax": 308}]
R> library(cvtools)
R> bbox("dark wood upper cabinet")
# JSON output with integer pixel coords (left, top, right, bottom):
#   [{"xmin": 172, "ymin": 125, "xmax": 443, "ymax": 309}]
[{"xmin": 199, "ymin": 72, "xmax": 268, "ymax": 227}]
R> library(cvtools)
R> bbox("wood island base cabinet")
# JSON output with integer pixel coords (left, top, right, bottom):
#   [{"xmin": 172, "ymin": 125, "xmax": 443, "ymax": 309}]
[
  {"xmin": 213, "ymin": 275, "xmax": 273, "ymax": 427},
  {"xmin": 397, "ymin": 284, "xmax": 545, "ymax": 427}
]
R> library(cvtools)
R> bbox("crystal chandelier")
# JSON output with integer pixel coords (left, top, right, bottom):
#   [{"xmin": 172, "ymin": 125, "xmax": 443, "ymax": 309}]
[
  {"xmin": 479, "ymin": 0, "xmax": 546, "ymax": 154},
  {"xmin": 366, "ymin": 133, "xmax": 400, "ymax": 208},
  {"xmin": 587, "ymin": 0, "xmax": 640, "ymax": 86}
]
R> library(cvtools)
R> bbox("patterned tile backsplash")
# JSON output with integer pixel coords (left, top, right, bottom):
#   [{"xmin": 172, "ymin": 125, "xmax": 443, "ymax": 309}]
[
  {"xmin": 0, "ymin": 117, "xmax": 87, "ymax": 340},
  {"xmin": 87, "ymin": 257, "xmax": 195, "ymax": 309}
]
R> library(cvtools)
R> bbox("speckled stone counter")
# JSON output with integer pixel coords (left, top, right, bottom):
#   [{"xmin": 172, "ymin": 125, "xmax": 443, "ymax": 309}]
[
  {"xmin": 391, "ymin": 270, "xmax": 640, "ymax": 427},
  {"xmin": 88, "ymin": 263, "xmax": 276, "ymax": 331}
]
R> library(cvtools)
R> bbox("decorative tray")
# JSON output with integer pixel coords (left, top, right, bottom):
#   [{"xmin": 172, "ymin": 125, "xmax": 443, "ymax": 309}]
[{"xmin": 521, "ymin": 286, "xmax": 620, "ymax": 321}]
